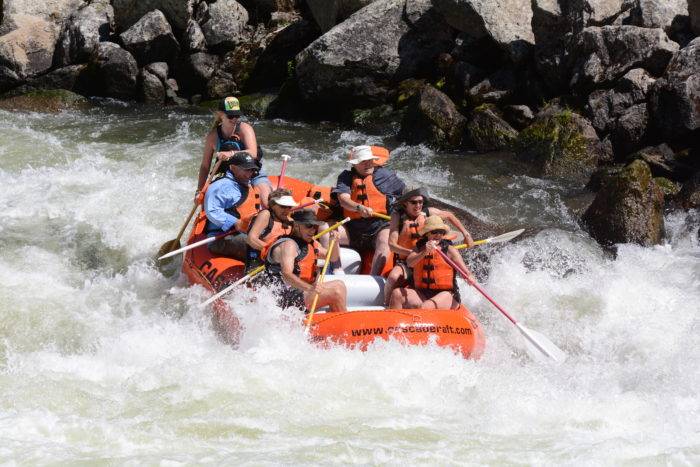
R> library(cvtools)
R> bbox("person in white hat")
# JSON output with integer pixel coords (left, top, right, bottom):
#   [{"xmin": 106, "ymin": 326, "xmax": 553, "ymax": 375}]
[
  {"xmin": 332, "ymin": 145, "xmax": 405, "ymax": 275},
  {"xmin": 244, "ymin": 188, "xmax": 298, "ymax": 271},
  {"xmin": 389, "ymin": 216, "xmax": 475, "ymax": 310}
]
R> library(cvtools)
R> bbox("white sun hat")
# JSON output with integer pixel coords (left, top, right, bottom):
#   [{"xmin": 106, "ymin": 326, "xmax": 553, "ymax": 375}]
[
  {"xmin": 274, "ymin": 195, "xmax": 299, "ymax": 207},
  {"xmin": 347, "ymin": 145, "xmax": 379, "ymax": 164}
]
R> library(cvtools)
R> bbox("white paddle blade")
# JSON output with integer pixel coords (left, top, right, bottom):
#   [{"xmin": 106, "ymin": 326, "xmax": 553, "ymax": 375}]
[
  {"xmin": 516, "ymin": 323, "xmax": 567, "ymax": 363},
  {"xmin": 486, "ymin": 228, "xmax": 525, "ymax": 244},
  {"xmin": 158, "ymin": 235, "xmax": 216, "ymax": 260}
]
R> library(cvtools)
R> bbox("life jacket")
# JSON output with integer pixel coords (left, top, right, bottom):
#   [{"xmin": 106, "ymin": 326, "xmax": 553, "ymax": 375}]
[
  {"xmin": 250, "ymin": 211, "xmax": 293, "ymax": 259},
  {"xmin": 396, "ymin": 206, "xmax": 431, "ymax": 258},
  {"xmin": 344, "ymin": 173, "xmax": 389, "ymax": 220},
  {"xmin": 205, "ymin": 173, "xmax": 261, "ymax": 234},
  {"xmin": 412, "ymin": 239, "xmax": 456, "ymax": 291},
  {"xmin": 265, "ymin": 235, "xmax": 319, "ymax": 284}
]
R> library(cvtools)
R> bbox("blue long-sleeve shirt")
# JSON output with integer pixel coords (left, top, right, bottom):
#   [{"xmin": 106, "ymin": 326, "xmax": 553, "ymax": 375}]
[{"xmin": 204, "ymin": 172, "xmax": 253, "ymax": 235}]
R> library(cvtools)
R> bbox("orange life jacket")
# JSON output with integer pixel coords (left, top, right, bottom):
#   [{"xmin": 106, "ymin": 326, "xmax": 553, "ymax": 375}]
[
  {"xmin": 254, "ymin": 212, "xmax": 293, "ymax": 260},
  {"xmin": 396, "ymin": 207, "xmax": 430, "ymax": 258},
  {"xmin": 412, "ymin": 240, "xmax": 456, "ymax": 291},
  {"xmin": 265, "ymin": 236, "xmax": 319, "ymax": 284},
  {"xmin": 344, "ymin": 173, "xmax": 388, "ymax": 220}
]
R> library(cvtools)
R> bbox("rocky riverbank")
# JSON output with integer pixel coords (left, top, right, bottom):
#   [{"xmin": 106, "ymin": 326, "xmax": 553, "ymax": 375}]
[{"xmin": 1, "ymin": 0, "xmax": 698, "ymax": 248}]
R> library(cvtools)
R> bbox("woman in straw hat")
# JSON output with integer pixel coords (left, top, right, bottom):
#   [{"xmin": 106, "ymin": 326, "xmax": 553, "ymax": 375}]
[
  {"xmin": 244, "ymin": 188, "xmax": 297, "ymax": 271},
  {"xmin": 389, "ymin": 216, "xmax": 475, "ymax": 310},
  {"xmin": 384, "ymin": 187, "xmax": 474, "ymax": 306}
]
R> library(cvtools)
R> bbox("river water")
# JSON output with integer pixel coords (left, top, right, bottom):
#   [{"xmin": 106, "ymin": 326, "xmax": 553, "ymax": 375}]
[{"xmin": 1, "ymin": 104, "xmax": 698, "ymax": 464}]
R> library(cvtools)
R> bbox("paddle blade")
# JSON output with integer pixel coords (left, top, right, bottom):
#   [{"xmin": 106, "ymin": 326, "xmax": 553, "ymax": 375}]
[
  {"xmin": 155, "ymin": 239, "xmax": 182, "ymax": 276},
  {"xmin": 456, "ymin": 229, "xmax": 525, "ymax": 250},
  {"xmin": 516, "ymin": 323, "xmax": 567, "ymax": 363}
]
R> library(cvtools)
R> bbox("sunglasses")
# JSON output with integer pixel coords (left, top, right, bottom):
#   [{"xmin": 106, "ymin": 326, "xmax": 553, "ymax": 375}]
[
  {"xmin": 225, "ymin": 114, "xmax": 239, "ymax": 120},
  {"xmin": 406, "ymin": 199, "xmax": 424, "ymax": 205},
  {"xmin": 302, "ymin": 223, "xmax": 317, "ymax": 229},
  {"xmin": 428, "ymin": 229, "xmax": 446, "ymax": 235}
]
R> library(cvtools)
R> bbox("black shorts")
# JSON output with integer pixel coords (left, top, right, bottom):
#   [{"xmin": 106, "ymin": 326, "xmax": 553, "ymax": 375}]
[
  {"xmin": 255, "ymin": 273, "xmax": 306, "ymax": 310},
  {"xmin": 415, "ymin": 288, "xmax": 461, "ymax": 304},
  {"xmin": 346, "ymin": 218, "xmax": 389, "ymax": 253}
]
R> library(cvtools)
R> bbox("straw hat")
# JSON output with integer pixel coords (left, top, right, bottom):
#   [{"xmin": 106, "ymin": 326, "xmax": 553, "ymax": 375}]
[{"xmin": 418, "ymin": 215, "xmax": 451, "ymax": 236}]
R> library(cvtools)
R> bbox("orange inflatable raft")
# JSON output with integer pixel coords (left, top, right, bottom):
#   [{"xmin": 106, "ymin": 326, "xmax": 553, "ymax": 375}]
[{"xmin": 182, "ymin": 176, "xmax": 486, "ymax": 359}]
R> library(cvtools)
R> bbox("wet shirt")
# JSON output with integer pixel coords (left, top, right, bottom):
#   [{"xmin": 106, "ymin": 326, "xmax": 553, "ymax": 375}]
[{"xmin": 203, "ymin": 171, "xmax": 246, "ymax": 235}]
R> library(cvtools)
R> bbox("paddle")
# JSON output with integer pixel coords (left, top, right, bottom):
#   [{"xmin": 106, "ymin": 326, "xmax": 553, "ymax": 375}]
[
  {"xmin": 455, "ymin": 229, "xmax": 525, "ymax": 250},
  {"xmin": 305, "ymin": 237, "xmax": 336, "ymax": 332},
  {"xmin": 276, "ymin": 154, "xmax": 291, "ymax": 189},
  {"xmin": 372, "ymin": 212, "xmax": 390, "ymax": 220},
  {"xmin": 200, "ymin": 265, "xmax": 265, "ymax": 307},
  {"xmin": 158, "ymin": 199, "xmax": 326, "ymax": 261},
  {"xmin": 434, "ymin": 247, "xmax": 566, "ymax": 363},
  {"xmin": 156, "ymin": 159, "xmax": 224, "ymax": 266}
]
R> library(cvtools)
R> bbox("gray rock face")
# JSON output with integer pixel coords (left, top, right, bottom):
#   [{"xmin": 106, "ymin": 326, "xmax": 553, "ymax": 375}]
[
  {"xmin": 0, "ymin": 15, "xmax": 60, "ymax": 90},
  {"xmin": 0, "ymin": 0, "xmax": 86, "ymax": 34},
  {"xmin": 201, "ymin": 0, "xmax": 249, "ymax": 51},
  {"xmin": 690, "ymin": 0, "xmax": 700, "ymax": 35},
  {"xmin": 173, "ymin": 52, "xmax": 219, "ymax": 96},
  {"xmin": 467, "ymin": 69, "xmax": 516, "ymax": 106},
  {"xmin": 54, "ymin": 2, "xmax": 113, "ymax": 66},
  {"xmin": 627, "ymin": 143, "xmax": 690, "ymax": 179},
  {"xmin": 295, "ymin": 0, "xmax": 453, "ymax": 109},
  {"xmin": 112, "ymin": 0, "xmax": 195, "ymax": 33},
  {"xmin": 120, "ymin": 10, "xmax": 180, "ymax": 66},
  {"xmin": 145, "ymin": 62, "xmax": 169, "ymax": 82},
  {"xmin": 625, "ymin": 0, "xmax": 688, "ymax": 35},
  {"xmin": 433, "ymin": 0, "xmax": 534, "ymax": 63},
  {"xmin": 306, "ymin": 0, "xmax": 376, "ymax": 32},
  {"xmin": 582, "ymin": 159, "xmax": 665, "ymax": 247},
  {"xmin": 91, "ymin": 42, "xmax": 138, "ymax": 100},
  {"xmin": 569, "ymin": 25, "xmax": 679, "ymax": 93},
  {"xmin": 183, "ymin": 19, "xmax": 206, "ymax": 52},
  {"xmin": 140, "ymin": 68, "xmax": 165, "ymax": 104},
  {"xmin": 649, "ymin": 37, "xmax": 700, "ymax": 142},
  {"xmin": 399, "ymin": 85, "xmax": 467, "ymax": 148},
  {"xmin": 678, "ymin": 171, "xmax": 700, "ymax": 208},
  {"xmin": 467, "ymin": 106, "xmax": 518, "ymax": 151},
  {"xmin": 207, "ymin": 70, "xmax": 238, "ymax": 98}
]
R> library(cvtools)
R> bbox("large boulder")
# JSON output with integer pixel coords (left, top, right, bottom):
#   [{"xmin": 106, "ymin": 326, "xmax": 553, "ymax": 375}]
[
  {"xmin": 649, "ymin": 37, "xmax": 700, "ymax": 143},
  {"xmin": 581, "ymin": 159, "xmax": 665, "ymax": 247},
  {"xmin": 627, "ymin": 143, "xmax": 694, "ymax": 180},
  {"xmin": 182, "ymin": 19, "xmax": 206, "ymax": 52},
  {"xmin": 678, "ymin": 171, "xmax": 700, "ymax": 208},
  {"xmin": 0, "ymin": 88, "xmax": 89, "ymax": 111},
  {"xmin": 112, "ymin": 0, "xmax": 196, "ymax": 33},
  {"xmin": 0, "ymin": 0, "xmax": 86, "ymax": 34},
  {"xmin": 88, "ymin": 42, "xmax": 138, "ymax": 100},
  {"xmin": 119, "ymin": 10, "xmax": 180, "ymax": 66},
  {"xmin": 54, "ymin": 1, "xmax": 114, "ymax": 67},
  {"xmin": 624, "ymin": 0, "xmax": 688, "ymax": 36},
  {"xmin": 139, "ymin": 67, "xmax": 165, "ymax": 105},
  {"xmin": 305, "ymin": 0, "xmax": 376, "ymax": 32},
  {"xmin": 0, "ymin": 15, "xmax": 59, "ymax": 91},
  {"xmin": 398, "ymin": 85, "xmax": 467, "ymax": 148},
  {"xmin": 569, "ymin": 25, "xmax": 678, "ymax": 94},
  {"xmin": 514, "ymin": 106, "xmax": 610, "ymax": 183},
  {"xmin": 691, "ymin": 0, "xmax": 700, "ymax": 35},
  {"xmin": 467, "ymin": 105, "xmax": 518, "ymax": 151},
  {"xmin": 295, "ymin": 0, "xmax": 454, "ymax": 111},
  {"xmin": 173, "ymin": 52, "xmax": 219, "ymax": 96},
  {"xmin": 200, "ymin": 0, "xmax": 249, "ymax": 51},
  {"xmin": 433, "ymin": 0, "xmax": 534, "ymax": 64}
]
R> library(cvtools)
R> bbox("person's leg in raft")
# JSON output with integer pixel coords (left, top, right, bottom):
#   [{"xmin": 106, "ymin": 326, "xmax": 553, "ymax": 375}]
[
  {"xmin": 383, "ymin": 264, "xmax": 406, "ymax": 306},
  {"xmin": 370, "ymin": 227, "xmax": 390, "ymax": 275},
  {"xmin": 421, "ymin": 291, "xmax": 459, "ymax": 309},
  {"xmin": 208, "ymin": 233, "xmax": 249, "ymax": 260},
  {"xmin": 389, "ymin": 286, "xmax": 423, "ymax": 309},
  {"xmin": 304, "ymin": 280, "xmax": 347, "ymax": 312}
]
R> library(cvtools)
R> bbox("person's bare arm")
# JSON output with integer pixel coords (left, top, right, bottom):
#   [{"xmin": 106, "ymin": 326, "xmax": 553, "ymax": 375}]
[
  {"xmin": 407, "ymin": 241, "xmax": 434, "ymax": 268},
  {"xmin": 245, "ymin": 210, "xmax": 270, "ymax": 250},
  {"xmin": 338, "ymin": 193, "xmax": 372, "ymax": 218},
  {"xmin": 388, "ymin": 211, "xmax": 412, "ymax": 257},
  {"xmin": 430, "ymin": 207, "xmax": 474, "ymax": 247},
  {"xmin": 237, "ymin": 122, "xmax": 258, "ymax": 159},
  {"xmin": 197, "ymin": 131, "xmax": 218, "ymax": 191}
]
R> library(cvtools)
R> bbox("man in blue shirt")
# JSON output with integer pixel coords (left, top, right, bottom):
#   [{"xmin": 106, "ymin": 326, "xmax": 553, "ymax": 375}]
[{"xmin": 204, "ymin": 152, "xmax": 269, "ymax": 259}]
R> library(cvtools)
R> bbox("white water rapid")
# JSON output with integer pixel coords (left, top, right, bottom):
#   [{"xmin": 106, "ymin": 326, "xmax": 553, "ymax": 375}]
[{"xmin": 1, "ymin": 106, "xmax": 698, "ymax": 464}]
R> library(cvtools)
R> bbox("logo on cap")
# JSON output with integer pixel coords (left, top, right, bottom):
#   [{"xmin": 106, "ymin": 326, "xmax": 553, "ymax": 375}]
[{"xmin": 224, "ymin": 97, "xmax": 240, "ymax": 112}]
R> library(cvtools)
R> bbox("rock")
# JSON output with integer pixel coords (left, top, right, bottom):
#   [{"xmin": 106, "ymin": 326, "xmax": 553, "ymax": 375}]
[
  {"xmin": 89, "ymin": 42, "xmax": 138, "ymax": 100},
  {"xmin": 678, "ymin": 171, "xmax": 700, "ymax": 208},
  {"xmin": 467, "ymin": 69, "xmax": 516, "ymax": 106},
  {"xmin": 398, "ymin": 85, "xmax": 467, "ymax": 148},
  {"xmin": 112, "ymin": 0, "xmax": 196, "ymax": 33},
  {"xmin": 220, "ymin": 40, "xmax": 266, "ymax": 92},
  {"xmin": 140, "ymin": 68, "xmax": 165, "ymax": 104},
  {"xmin": 467, "ymin": 105, "xmax": 518, "ymax": 151},
  {"xmin": 0, "ymin": 88, "xmax": 89, "ymax": 112},
  {"xmin": 649, "ymin": 37, "xmax": 700, "ymax": 143},
  {"xmin": 54, "ymin": 1, "xmax": 114, "ymax": 67},
  {"xmin": 295, "ymin": 0, "xmax": 453, "ymax": 112},
  {"xmin": 174, "ymin": 52, "xmax": 219, "ymax": 96},
  {"xmin": 119, "ymin": 10, "xmax": 180, "ymax": 66},
  {"xmin": 433, "ymin": 0, "xmax": 534, "ymax": 64},
  {"xmin": 627, "ymin": 143, "xmax": 694, "ymax": 180},
  {"xmin": 503, "ymin": 104, "xmax": 535, "ymax": 130},
  {"xmin": 514, "ymin": 107, "xmax": 608, "ymax": 183},
  {"xmin": 238, "ymin": 92, "xmax": 277, "ymax": 118},
  {"xmin": 3, "ymin": 64, "xmax": 90, "ymax": 96},
  {"xmin": 0, "ymin": 0, "xmax": 86, "ymax": 34},
  {"xmin": 351, "ymin": 104, "xmax": 403, "ymax": 134},
  {"xmin": 237, "ymin": 0, "xmax": 299, "ymax": 24},
  {"xmin": 265, "ymin": 78, "xmax": 305, "ymax": 119},
  {"xmin": 653, "ymin": 176, "xmax": 682, "ymax": 196},
  {"xmin": 207, "ymin": 70, "xmax": 238, "ymax": 98},
  {"xmin": 183, "ymin": 19, "xmax": 206, "ymax": 52},
  {"xmin": 0, "ymin": 16, "xmax": 59, "ymax": 91},
  {"xmin": 625, "ymin": 0, "xmax": 688, "ymax": 36},
  {"xmin": 581, "ymin": 159, "xmax": 664, "ymax": 247},
  {"xmin": 585, "ymin": 68, "xmax": 654, "ymax": 133},
  {"xmin": 612, "ymin": 103, "xmax": 648, "ymax": 156},
  {"xmin": 305, "ymin": 0, "xmax": 376, "ymax": 32},
  {"xmin": 568, "ymin": 0, "xmax": 629, "ymax": 30},
  {"xmin": 396, "ymin": 79, "xmax": 428, "ymax": 108},
  {"xmin": 691, "ymin": 0, "xmax": 700, "ymax": 35},
  {"xmin": 200, "ymin": 0, "xmax": 249, "ymax": 51},
  {"xmin": 145, "ymin": 62, "xmax": 168, "ymax": 82},
  {"xmin": 569, "ymin": 25, "xmax": 679, "ymax": 94},
  {"xmin": 586, "ymin": 164, "xmax": 625, "ymax": 191}
]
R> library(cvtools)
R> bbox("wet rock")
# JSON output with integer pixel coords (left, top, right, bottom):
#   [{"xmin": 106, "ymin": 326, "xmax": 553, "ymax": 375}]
[
  {"xmin": 395, "ymin": 79, "xmax": 428, "ymax": 108},
  {"xmin": 433, "ymin": 0, "xmax": 534, "ymax": 64},
  {"xmin": 351, "ymin": 104, "xmax": 402, "ymax": 134},
  {"xmin": 678, "ymin": 171, "xmax": 700, "ymax": 208},
  {"xmin": 582, "ymin": 159, "xmax": 665, "ymax": 247},
  {"xmin": 112, "ymin": 0, "xmax": 195, "ymax": 33},
  {"xmin": 238, "ymin": 92, "xmax": 277, "ymax": 118},
  {"xmin": 305, "ymin": 0, "xmax": 376, "ymax": 32},
  {"xmin": 54, "ymin": 1, "xmax": 114, "ymax": 67},
  {"xmin": 0, "ymin": 89, "xmax": 89, "ymax": 112},
  {"xmin": 467, "ymin": 105, "xmax": 518, "ymax": 152},
  {"xmin": 586, "ymin": 164, "xmax": 625, "ymax": 191},
  {"xmin": 691, "ymin": 0, "xmax": 700, "ymax": 35},
  {"xmin": 398, "ymin": 85, "xmax": 467, "ymax": 149},
  {"xmin": 514, "ymin": 107, "xmax": 609, "ymax": 183},
  {"xmin": 0, "ymin": 16, "xmax": 59, "ymax": 91},
  {"xmin": 649, "ymin": 37, "xmax": 700, "ymax": 143},
  {"xmin": 183, "ymin": 19, "xmax": 206, "ymax": 52},
  {"xmin": 627, "ymin": 143, "xmax": 694, "ymax": 180},
  {"xmin": 89, "ymin": 42, "xmax": 138, "ymax": 100},
  {"xmin": 119, "ymin": 10, "xmax": 180, "ymax": 66},
  {"xmin": 569, "ymin": 25, "xmax": 678, "ymax": 94},
  {"xmin": 653, "ymin": 176, "xmax": 682, "ymax": 196},
  {"xmin": 503, "ymin": 104, "xmax": 534, "ymax": 130},
  {"xmin": 200, "ymin": 0, "xmax": 249, "ymax": 51},
  {"xmin": 140, "ymin": 68, "xmax": 165, "ymax": 104},
  {"xmin": 4, "ymin": 64, "xmax": 91, "ymax": 97},
  {"xmin": 295, "ymin": 0, "xmax": 453, "ymax": 112}
]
